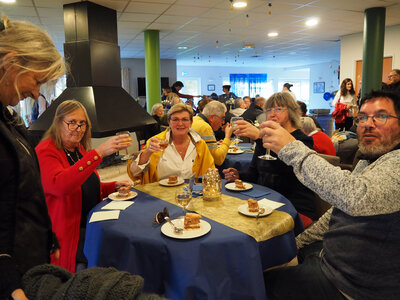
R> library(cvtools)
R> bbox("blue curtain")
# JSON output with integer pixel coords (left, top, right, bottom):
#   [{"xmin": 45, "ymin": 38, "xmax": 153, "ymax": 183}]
[{"xmin": 230, "ymin": 73, "xmax": 267, "ymax": 98}]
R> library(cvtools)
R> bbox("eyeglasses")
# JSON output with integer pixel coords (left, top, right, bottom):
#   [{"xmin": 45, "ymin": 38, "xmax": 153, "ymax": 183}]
[
  {"xmin": 388, "ymin": 74, "xmax": 399, "ymax": 79},
  {"xmin": 354, "ymin": 113, "xmax": 400, "ymax": 125},
  {"xmin": 64, "ymin": 121, "xmax": 87, "ymax": 131},
  {"xmin": 265, "ymin": 107, "xmax": 288, "ymax": 114},
  {"xmin": 170, "ymin": 118, "xmax": 191, "ymax": 124}
]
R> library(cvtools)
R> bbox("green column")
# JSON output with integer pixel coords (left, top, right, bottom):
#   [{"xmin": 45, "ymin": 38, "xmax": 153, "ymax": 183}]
[
  {"xmin": 361, "ymin": 7, "xmax": 385, "ymax": 99},
  {"xmin": 144, "ymin": 30, "xmax": 161, "ymax": 113}
]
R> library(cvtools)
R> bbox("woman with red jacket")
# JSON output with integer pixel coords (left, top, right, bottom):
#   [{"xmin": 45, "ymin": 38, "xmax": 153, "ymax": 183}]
[
  {"xmin": 36, "ymin": 100, "xmax": 132, "ymax": 273},
  {"xmin": 301, "ymin": 116, "xmax": 336, "ymax": 156}
]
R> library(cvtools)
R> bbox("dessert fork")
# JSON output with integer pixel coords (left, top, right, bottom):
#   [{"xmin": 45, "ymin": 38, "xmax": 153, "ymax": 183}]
[{"xmin": 164, "ymin": 216, "xmax": 183, "ymax": 234}]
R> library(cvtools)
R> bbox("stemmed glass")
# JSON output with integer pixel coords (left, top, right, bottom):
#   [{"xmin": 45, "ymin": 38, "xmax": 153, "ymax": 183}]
[
  {"xmin": 258, "ymin": 134, "xmax": 277, "ymax": 160},
  {"xmin": 116, "ymin": 131, "xmax": 131, "ymax": 160},
  {"xmin": 175, "ymin": 188, "xmax": 192, "ymax": 217},
  {"xmin": 230, "ymin": 116, "xmax": 243, "ymax": 144},
  {"xmin": 157, "ymin": 138, "xmax": 169, "ymax": 157}
]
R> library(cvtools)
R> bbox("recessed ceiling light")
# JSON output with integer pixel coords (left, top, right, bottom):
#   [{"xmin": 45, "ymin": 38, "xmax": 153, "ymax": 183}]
[
  {"xmin": 306, "ymin": 18, "xmax": 319, "ymax": 27},
  {"xmin": 231, "ymin": 0, "xmax": 247, "ymax": 8},
  {"xmin": 268, "ymin": 32, "xmax": 278, "ymax": 37},
  {"xmin": 0, "ymin": 0, "xmax": 16, "ymax": 3},
  {"xmin": 177, "ymin": 46, "xmax": 188, "ymax": 50}
]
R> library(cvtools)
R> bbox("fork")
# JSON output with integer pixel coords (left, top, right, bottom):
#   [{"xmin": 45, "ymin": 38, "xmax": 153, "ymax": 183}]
[{"xmin": 164, "ymin": 216, "xmax": 184, "ymax": 234}]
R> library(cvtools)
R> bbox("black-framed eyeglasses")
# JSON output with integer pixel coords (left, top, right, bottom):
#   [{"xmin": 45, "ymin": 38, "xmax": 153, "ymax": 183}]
[
  {"xmin": 354, "ymin": 113, "xmax": 400, "ymax": 126},
  {"xmin": 265, "ymin": 107, "xmax": 288, "ymax": 114},
  {"xmin": 64, "ymin": 121, "xmax": 87, "ymax": 131}
]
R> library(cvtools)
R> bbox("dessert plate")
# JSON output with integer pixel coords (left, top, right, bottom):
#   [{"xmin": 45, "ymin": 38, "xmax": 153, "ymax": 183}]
[
  {"xmin": 238, "ymin": 204, "xmax": 273, "ymax": 217},
  {"xmin": 228, "ymin": 148, "xmax": 244, "ymax": 154},
  {"xmin": 161, "ymin": 219, "xmax": 211, "ymax": 239},
  {"xmin": 225, "ymin": 182, "xmax": 253, "ymax": 191},
  {"xmin": 108, "ymin": 191, "xmax": 138, "ymax": 201},
  {"xmin": 159, "ymin": 178, "xmax": 185, "ymax": 186}
]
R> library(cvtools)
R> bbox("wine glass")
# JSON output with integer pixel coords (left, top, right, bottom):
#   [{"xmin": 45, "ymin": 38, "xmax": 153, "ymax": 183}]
[
  {"xmin": 157, "ymin": 138, "xmax": 169, "ymax": 157},
  {"xmin": 116, "ymin": 131, "xmax": 131, "ymax": 160},
  {"xmin": 230, "ymin": 116, "xmax": 243, "ymax": 144},
  {"xmin": 175, "ymin": 188, "xmax": 192, "ymax": 216},
  {"xmin": 258, "ymin": 134, "xmax": 277, "ymax": 160}
]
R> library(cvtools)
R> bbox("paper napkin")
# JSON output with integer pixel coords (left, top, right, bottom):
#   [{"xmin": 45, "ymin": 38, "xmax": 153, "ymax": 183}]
[
  {"xmin": 101, "ymin": 201, "xmax": 134, "ymax": 210},
  {"xmin": 89, "ymin": 210, "xmax": 120, "ymax": 223},
  {"xmin": 258, "ymin": 198, "xmax": 285, "ymax": 209},
  {"xmin": 240, "ymin": 188, "xmax": 271, "ymax": 198}
]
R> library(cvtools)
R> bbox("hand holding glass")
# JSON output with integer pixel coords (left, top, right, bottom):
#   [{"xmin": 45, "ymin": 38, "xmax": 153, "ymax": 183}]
[
  {"xmin": 231, "ymin": 117, "xmax": 243, "ymax": 143},
  {"xmin": 157, "ymin": 139, "xmax": 169, "ymax": 156},
  {"xmin": 116, "ymin": 131, "xmax": 131, "ymax": 160},
  {"xmin": 175, "ymin": 189, "xmax": 192, "ymax": 216},
  {"xmin": 258, "ymin": 132, "xmax": 277, "ymax": 161}
]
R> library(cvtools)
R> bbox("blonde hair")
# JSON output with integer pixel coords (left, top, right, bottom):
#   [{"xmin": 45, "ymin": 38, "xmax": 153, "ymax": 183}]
[
  {"xmin": 0, "ymin": 16, "xmax": 66, "ymax": 100},
  {"xmin": 264, "ymin": 92, "xmax": 302, "ymax": 128},
  {"xmin": 167, "ymin": 103, "xmax": 194, "ymax": 121},
  {"xmin": 42, "ymin": 100, "xmax": 92, "ymax": 150}
]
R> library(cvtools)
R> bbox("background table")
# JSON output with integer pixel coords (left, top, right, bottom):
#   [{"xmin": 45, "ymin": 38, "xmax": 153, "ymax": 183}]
[
  {"xmin": 84, "ymin": 181, "xmax": 303, "ymax": 300},
  {"xmin": 218, "ymin": 143, "xmax": 254, "ymax": 175}
]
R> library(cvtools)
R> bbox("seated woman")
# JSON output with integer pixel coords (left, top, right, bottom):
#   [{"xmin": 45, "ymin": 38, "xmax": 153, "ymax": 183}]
[
  {"xmin": 301, "ymin": 116, "xmax": 336, "ymax": 156},
  {"xmin": 128, "ymin": 103, "xmax": 214, "ymax": 183},
  {"xmin": 223, "ymin": 92, "xmax": 316, "ymax": 227},
  {"xmin": 36, "ymin": 100, "xmax": 132, "ymax": 273}
]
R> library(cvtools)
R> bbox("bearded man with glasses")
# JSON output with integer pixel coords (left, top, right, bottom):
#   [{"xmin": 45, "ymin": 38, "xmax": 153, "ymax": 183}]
[{"xmin": 261, "ymin": 90, "xmax": 400, "ymax": 300}]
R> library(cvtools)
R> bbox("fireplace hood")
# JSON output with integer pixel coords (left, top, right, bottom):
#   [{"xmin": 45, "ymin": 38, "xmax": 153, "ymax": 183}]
[{"xmin": 29, "ymin": 1, "xmax": 156, "ymax": 138}]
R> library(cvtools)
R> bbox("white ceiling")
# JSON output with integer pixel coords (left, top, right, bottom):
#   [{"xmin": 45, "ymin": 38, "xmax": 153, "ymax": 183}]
[{"xmin": 1, "ymin": 0, "xmax": 400, "ymax": 67}]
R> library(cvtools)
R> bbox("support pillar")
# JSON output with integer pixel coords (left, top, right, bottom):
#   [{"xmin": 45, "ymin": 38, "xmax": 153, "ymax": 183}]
[
  {"xmin": 361, "ymin": 7, "xmax": 386, "ymax": 99},
  {"xmin": 144, "ymin": 30, "xmax": 161, "ymax": 113}
]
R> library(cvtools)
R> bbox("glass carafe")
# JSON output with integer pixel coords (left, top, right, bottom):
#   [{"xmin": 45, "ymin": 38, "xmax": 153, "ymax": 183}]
[{"xmin": 202, "ymin": 169, "xmax": 222, "ymax": 201}]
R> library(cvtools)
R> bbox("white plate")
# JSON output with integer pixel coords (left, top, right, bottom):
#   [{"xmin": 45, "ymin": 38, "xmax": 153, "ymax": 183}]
[
  {"xmin": 238, "ymin": 204, "xmax": 273, "ymax": 217},
  {"xmin": 228, "ymin": 149, "xmax": 244, "ymax": 154},
  {"xmin": 225, "ymin": 182, "xmax": 253, "ymax": 191},
  {"xmin": 159, "ymin": 177, "xmax": 185, "ymax": 186},
  {"xmin": 108, "ymin": 191, "xmax": 138, "ymax": 201},
  {"xmin": 161, "ymin": 219, "xmax": 211, "ymax": 239}
]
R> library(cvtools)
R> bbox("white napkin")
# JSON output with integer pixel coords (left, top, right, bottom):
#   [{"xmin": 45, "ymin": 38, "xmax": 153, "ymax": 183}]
[
  {"xmin": 89, "ymin": 210, "xmax": 120, "ymax": 223},
  {"xmin": 258, "ymin": 198, "xmax": 285, "ymax": 210},
  {"xmin": 101, "ymin": 201, "xmax": 134, "ymax": 210}
]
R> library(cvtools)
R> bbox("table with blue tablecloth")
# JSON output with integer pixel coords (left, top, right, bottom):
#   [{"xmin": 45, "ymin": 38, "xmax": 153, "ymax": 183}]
[
  {"xmin": 84, "ymin": 180, "xmax": 303, "ymax": 300},
  {"xmin": 218, "ymin": 143, "xmax": 254, "ymax": 175}
]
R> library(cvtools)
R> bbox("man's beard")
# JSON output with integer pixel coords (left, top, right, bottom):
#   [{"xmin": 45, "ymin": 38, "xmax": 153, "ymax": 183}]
[{"xmin": 358, "ymin": 133, "xmax": 400, "ymax": 160}]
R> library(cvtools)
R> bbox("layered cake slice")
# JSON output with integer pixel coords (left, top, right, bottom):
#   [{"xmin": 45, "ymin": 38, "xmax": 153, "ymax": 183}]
[{"xmin": 184, "ymin": 213, "xmax": 201, "ymax": 230}]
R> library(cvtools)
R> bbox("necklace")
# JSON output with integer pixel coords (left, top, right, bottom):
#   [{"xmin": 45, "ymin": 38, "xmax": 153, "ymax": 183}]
[{"xmin": 64, "ymin": 148, "xmax": 80, "ymax": 165}]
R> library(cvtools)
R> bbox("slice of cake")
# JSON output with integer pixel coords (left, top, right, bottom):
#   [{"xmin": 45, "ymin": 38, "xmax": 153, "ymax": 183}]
[
  {"xmin": 235, "ymin": 179, "xmax": 246, "ymax": 189},
  {"xmin": 168, "ymin": 175, "xmax": 178, "ymax": 184},
  {"xmin": 247, "ymin": 198, "xmax": 259, "ymax": 213},
  {"xmin": 184, "ymin": 213, "xmax": 201, "ymax": 230},
  {"xmin": 117, "ymin": 186, "xmax": 130, "ymax": 198}
]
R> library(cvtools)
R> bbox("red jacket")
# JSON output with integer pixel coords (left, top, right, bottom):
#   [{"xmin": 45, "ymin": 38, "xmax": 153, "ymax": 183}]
[
  {"xmin": 36, "ymin": 138, "xmax": 115, "ymax": 272},
  {"xmin": 311, "ymin": 131, "xmax": 336, "ymax": 156}
]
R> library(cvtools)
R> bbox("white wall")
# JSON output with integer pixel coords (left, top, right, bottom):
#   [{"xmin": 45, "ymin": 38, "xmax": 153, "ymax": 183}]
[
  {"xmin": 340, "ymin": 24, "xmax": 400, "ymax": 83},
  {"xmin": 121, "ymin": 58, "xmax": 177, "ymax": 99}
]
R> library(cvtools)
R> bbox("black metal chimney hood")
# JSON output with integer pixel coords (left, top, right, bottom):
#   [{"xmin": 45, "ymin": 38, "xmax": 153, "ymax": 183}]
[{"xmin": 29, "ymin": 1, "xmax": 156, "ymax": 138}]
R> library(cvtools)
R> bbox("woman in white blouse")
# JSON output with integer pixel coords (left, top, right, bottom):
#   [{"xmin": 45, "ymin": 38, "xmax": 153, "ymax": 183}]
[
  {"xmin": 128, "ymin": 103, "xmax": 214, "ymax": 183},
  {"xmin": 332, "ymin": 78, "xmax": 357, "ymax": 131}
]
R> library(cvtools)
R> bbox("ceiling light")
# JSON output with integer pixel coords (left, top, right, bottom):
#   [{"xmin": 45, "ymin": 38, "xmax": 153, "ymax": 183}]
[
  {"xmin": 0, "ymin": 0, "xmax": 16, "ymax": 3},
  {"xmin": 230, "ymin": 0, "xmax": 247, "ymax": 8},
  {"xmin": 177, "ymin": 46, "xmax": 188, "ymax": 50},
  {"xmin": 268, "ymin": 32, "xmax": 278, "ymax": 37},
  {"xmin": 306, "ymin": 18, "xmax": 319, "ymax": 27}
]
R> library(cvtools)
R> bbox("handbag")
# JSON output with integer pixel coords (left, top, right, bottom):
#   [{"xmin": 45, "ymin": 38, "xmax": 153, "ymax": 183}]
[{"xmin": 331, "ymin": 98, "xmax": 347, "ymax": 123}]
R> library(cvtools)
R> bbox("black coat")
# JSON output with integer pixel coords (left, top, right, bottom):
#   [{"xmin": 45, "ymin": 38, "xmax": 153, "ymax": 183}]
[
  {"xmin": 240, "ymin": 103, "xmax": 264, "ymax": 123},
  {"xmin": 239, "ymin": 129, "xmax": 316, "ymax": 219}
]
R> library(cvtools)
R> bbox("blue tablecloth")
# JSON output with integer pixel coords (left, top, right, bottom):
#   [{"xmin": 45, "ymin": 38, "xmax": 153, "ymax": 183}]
[
  {"xmin": 218, "ymin": 143, "xmax": 254, "ymax": 175},
  {"xmin": 84, "ymin": 182, "xmax": 303, "ymax": 300}
]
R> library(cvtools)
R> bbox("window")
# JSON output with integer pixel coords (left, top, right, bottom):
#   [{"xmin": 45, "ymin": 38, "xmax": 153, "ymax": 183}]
[
  {"xmin": 176, "ymin": 77, "xmax": 202, "ymax": 105},
  {"xmin": 278, "ymin": 80, "xmax": 310, "ymax": 103},
  {"xmin": 229, "ymin": 74, "xmax": 268, "ymax": 98}
]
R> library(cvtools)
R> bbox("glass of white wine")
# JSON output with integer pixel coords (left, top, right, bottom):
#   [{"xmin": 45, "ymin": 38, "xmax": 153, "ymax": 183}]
[
  {"xmin": 230, "ymin": 116, "xmax": 243, "ymax": 144},
  {"xmin": 116, "ymin": 131, "xmax": 131, "ymax": 160},
  {"xmin": 175, "ymin": 188, "xmax": 192, "ymax": 216},
  {"xmin": 258, "ymin": 133, "xmax": 277, "ymax": 161}
]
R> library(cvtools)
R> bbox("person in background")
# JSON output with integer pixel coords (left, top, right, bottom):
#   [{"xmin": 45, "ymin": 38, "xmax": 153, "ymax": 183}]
[
  {"xmin": 219, "ymin": 84, "xmax": 237, "ymax": 101},
  {"xmin": 0, "ymin": 15, "xmax": 66, "ymax": 300},
  {"xmin": 151, "ymin": 103, "xmax": 168, "ymax": 135},
  {"xmin": 283, "ymin": 83, "xmax": 296, "ymax": 100},
  {"xmin": 332, "ymin": 78, "xmax": 357, "ymax": 131},
  {"xmin": 30, "ymin": 92, "xmax": 48, "ymax": 123},
  {"xmin": 301, "ymin": 117, "xmax": 336, "ymax": 156},
  {"xmin": 224, "ymin": 92, "xmax": 316, "ymax": 227},
  {"xmin": 36, "ymin": 100, "xmax": 132, "ymax": 273},
  {"xmin": 241, "ymin": 96, "xmax": 266, "ymax": 123},
  {"xmin": 171, "ymin": 81, "xmax": 198, "ymax": 100},
  {"xmin": 230, "ymin": 98, "xmax": 247, "ymax": 117},
  {"xmin": 383, "ymin": 69, "xmax": 400, "ymax": 95},
  {"xmin": 161, "ymin": 87, "xmax": 172, "ymax": 101},
  {"xmin": 296, "ymin": 100, "xmax": 323, "ymax": 132},
  {"xmin": 243, "ymin": 96, "xmax": 252, "ymax": 109},
  {"xmin": 210, "ymin": 92, "xmax": 219, "ymax": 100},
  {"xmin": 262, "ymin": 90, "xmax": 400, "ymax": 300},
  {"xmin": 196, "ymin": 97, "xmax": 212, "ymax": 114},
  {"xmin": 192, "ymin": 100, "xmax": 233, "ymax": 166},
  {"xmin": 128, "ymin": 103, "xmax": 214, "ymax": 183}
]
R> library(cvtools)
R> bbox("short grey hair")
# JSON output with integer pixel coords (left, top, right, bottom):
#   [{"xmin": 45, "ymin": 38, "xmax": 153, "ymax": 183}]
[
  {"xmin": 151, "ymin": 103, "xmax": 163, "ymax": 116},
  {"xmin": 264, "ymin": 92, "xmax": 302, "ymax": 128},
  {"xmin": 301, "ymin": 117, "xmax": 317, "ymax": 135},
  {"xmin": 202, "ymin": 100, "xmax": 227, "ymax": 117},
  {"xmin": 234, "ymin": 98, "xmax": 244, "ymax": 108}
]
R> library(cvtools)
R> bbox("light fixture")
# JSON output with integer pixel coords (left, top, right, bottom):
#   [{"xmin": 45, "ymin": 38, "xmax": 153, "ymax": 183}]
[
  {"xmin": 305, "ymin": 18, "xmax": 319, "ymax": 27},
  {"xmin": 268, "ymin": 32, "xmax": 278, "ymax": 37},
  {"xmin": 0, "ymin": 0, "xmax": 16, "ymax": 3},
  {"xmin": 230, "ymin": 0, "xmax": 247, "ymax": 9},
  {"xmin": 177, "ymin": 46, "xmax": 188, "ymax": 50}
]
